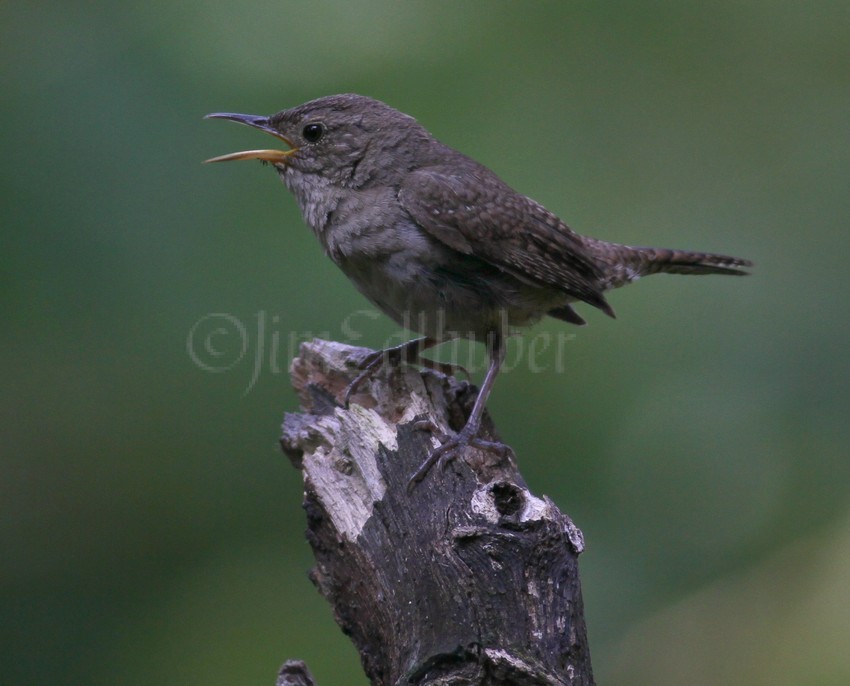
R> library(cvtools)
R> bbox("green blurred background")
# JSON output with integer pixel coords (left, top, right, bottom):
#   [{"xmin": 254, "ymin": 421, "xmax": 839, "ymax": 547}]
[{"xmin": 3, "ymin": 2, "xmax": 848, "ymax": 684}]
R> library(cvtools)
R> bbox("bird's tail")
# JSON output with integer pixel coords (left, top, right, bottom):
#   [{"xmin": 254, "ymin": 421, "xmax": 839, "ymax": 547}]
[{"xmin": 584, "ymin": 238, "xmax": 753, "ymax": 291}]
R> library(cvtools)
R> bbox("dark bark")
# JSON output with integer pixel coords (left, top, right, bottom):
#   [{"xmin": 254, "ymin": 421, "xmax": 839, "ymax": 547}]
[
  {"xmin": 280, "ymin": 339, "xmax": 594, "ymax": 685},
  {"xmin": 277, "ymin": 660, "xmax": 316, "ymax": 686}
]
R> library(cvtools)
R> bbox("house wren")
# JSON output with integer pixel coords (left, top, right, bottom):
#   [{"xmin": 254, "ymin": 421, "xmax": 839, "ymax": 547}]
[{"xmin": 205, "ymin": 94, "xmax": 752, "ymax": 482}]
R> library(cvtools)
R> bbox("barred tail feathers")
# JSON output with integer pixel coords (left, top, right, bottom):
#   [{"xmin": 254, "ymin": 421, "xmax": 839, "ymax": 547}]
[{"xmin": 585, "ymin": 239, "xmax": 753, "ymax": 291}]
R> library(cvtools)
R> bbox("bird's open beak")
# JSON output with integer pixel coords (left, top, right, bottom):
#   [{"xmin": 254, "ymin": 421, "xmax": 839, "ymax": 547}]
[{"xmin": 203, "ymin": 113, "xmax": 297, "ymax": 164}]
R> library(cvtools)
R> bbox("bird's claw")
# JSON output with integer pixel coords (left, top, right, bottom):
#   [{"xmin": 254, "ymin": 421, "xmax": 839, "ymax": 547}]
[
  {"xmin": 342, "ymin": 352, "xmax": 386, "ymax": 408},
  {"xmin": 342, "ymin": 339, "xmax": 434, "ymax": 408},
  {"xmin": 417, "ymin": 357, "xmax": 471, "ymax": 381},
  {"xmin": 407, "ymin": 423, "xmax": 514, "ymax": 491},
  {"xmin": 343, "ymin": 346, "xmax": 470, "ymax": 409}
]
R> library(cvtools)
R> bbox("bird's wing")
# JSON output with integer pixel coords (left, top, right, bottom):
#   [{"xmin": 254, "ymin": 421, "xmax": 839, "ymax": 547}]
[{"xmin": 399, "ymin": 165, "xmax": 613, "ymax": 316}]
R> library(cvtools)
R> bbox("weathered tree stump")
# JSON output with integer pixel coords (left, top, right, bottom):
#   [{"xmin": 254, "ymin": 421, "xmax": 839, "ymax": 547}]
[{"xmin": 280, "ymin": 339, "xmax": 594, "ymax": 685}]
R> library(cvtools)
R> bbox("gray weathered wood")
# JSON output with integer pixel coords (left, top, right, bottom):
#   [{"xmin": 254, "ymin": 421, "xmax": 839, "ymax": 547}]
[{"xmin": 280, "ymin": 339, "xmax": 594, "ymax": 685}]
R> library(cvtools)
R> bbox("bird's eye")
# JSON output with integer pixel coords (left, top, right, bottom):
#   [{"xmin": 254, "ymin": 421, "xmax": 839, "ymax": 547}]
[{"xmin": 302, "ymin": 123, "xmax": 325, "ymax": 143}]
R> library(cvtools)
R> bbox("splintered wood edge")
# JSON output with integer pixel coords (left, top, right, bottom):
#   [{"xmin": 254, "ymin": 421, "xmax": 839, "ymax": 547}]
[{"xmin": 279, "ymin": 338, "xmax": 593, "ymax": 684}]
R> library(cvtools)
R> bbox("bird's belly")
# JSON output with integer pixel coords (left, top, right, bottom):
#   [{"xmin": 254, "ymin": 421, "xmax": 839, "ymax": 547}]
[
  {"xmin": 317, "ymin": 206, "xmax": 566, "ymax": 340},
  {"xmin": 337, "ymin": 246, "xmax": 563, "ymax": 341}
]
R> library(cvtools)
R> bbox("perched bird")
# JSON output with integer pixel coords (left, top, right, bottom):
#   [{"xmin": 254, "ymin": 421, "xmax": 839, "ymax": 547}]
[{"xmin": 206, "ymin": 94, "xmax": 752, "ymax": 482}]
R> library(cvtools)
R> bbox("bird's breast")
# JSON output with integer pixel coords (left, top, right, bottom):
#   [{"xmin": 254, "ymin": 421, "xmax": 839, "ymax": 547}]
[{"xmin": 279, "ymin": 172, "xmax": 563, "ymax": 339}]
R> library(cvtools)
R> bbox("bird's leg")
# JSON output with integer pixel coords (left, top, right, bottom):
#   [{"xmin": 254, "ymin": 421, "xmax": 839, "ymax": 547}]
[
  {"xmin": 343, "ymin": 336, "xmax": 450, "ymax": 407},
  {"xmin": 409, "ymin": 331, "xmax": 513, "ymax": 487}
]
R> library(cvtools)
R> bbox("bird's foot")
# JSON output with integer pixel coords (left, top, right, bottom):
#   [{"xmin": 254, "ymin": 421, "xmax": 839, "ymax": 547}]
[
  {"xmin": 342, "ymin": 338, "xmax": 466, "ymax": 408},
  {"xmin": 407, "ymin": 419, "xmax": 514, "ymax": 491},
  {"xmin": 342, "ymin": 350, "xmax": 388, "ymax": 408},
  {"xmin": 416, "ymin": 357, "xmax": 471, "ymax": 381},
  {"xmin": 342, "ymin": 341, "xmax": 421, "ymax": 407}
]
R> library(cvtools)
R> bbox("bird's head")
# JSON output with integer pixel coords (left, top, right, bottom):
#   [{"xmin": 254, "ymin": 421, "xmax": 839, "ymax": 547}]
[{"xmin": 205, "ymin": 94, "xmax": 433, "ymax": 188}]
